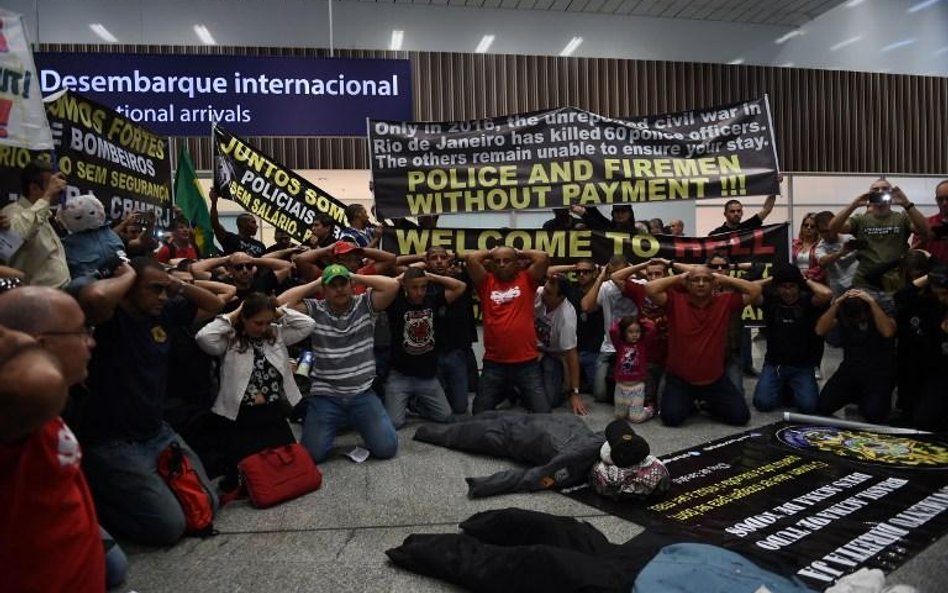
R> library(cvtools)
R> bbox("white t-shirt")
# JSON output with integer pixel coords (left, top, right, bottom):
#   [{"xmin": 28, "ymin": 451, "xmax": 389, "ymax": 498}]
[
  {"xmin": 534, "ymin": 288, "xmax": 578, "ymax": 354},
  {"xmin": 597, "ymin": 281, "xmax": 639, "ymax": 354},
  {"xmin": 815, "ymin": 234, "xmax": 859, "ymax": 296}
]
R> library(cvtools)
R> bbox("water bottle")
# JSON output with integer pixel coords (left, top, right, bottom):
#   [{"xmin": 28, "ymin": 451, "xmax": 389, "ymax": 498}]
[{"xmin": 295, "ymin": 351, "xmax": 314, "ymax": 378}]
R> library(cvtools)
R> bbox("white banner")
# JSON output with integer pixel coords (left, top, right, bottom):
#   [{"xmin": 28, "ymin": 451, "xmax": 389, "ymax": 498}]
[{"xmin": 0, "ymin": 10, "xmax": 53, "ymax": 149}]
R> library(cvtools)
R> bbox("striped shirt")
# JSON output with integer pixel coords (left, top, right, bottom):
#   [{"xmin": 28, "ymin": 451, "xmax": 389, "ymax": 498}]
[{"xmin": 304, "ymin": 293, "xmax": 378, "ymax": 397}]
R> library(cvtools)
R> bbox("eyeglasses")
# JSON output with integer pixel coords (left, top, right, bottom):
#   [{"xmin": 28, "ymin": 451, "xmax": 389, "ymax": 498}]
[
  {"xmin": 575, "ymin": 269, "xmax": 595, "ymax": 275},
  {"xmin": 230, "ymin": 263, "xmax": 253, "ymax": 271},
  {"xmin": 40, "ymin": 326, "xmax": 95, "ymax": 339},
  {"xmin": 709, "ymin": 263, "xmax": 729, "ymax": 270}
]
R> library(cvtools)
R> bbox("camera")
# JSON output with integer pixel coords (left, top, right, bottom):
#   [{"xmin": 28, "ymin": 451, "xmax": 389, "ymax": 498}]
[{"xmin": 868, "ymin": 191, "xmax": 891, "ymax": 205}]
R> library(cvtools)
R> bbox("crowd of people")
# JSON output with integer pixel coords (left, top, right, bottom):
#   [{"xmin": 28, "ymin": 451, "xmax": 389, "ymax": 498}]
[{"xmin": 1, "ymin": 158, "xmax": 947, "ymax": 591}]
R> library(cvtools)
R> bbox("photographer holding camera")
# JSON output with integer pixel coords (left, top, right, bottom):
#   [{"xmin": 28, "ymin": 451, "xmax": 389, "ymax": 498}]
[{"xmin": 828, "ymin": 178, "xmax": 931, "ymax": 292}]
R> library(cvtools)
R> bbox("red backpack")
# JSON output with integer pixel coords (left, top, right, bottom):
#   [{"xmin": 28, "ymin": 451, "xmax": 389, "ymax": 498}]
[{"xmin": 157, "ymin": 442, "xmax": 215, "ymax": 536}]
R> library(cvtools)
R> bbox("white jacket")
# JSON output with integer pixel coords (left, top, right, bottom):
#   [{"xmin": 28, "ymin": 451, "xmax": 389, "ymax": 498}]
[{"xmin": 196, "ymin": 306, "xmax": 316, "ymax": 421}]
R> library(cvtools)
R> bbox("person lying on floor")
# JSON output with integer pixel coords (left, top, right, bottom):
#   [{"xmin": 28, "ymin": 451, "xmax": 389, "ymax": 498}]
[{"xmin": 414, "ymin": 413, "xmax": 668, "ymax": 499}]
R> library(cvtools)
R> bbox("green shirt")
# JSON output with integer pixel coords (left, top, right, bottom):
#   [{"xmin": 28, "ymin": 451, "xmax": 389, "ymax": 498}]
[{"xmin": 848, "ymin": 210, "xmax": 912, "ymax": 288}]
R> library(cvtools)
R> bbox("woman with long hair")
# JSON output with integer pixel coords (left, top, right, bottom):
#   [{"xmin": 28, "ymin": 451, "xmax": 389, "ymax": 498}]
[
  {"xmin": 793, "ymin": 213, "xmax": 826, "ymax": 283},
  {"xmin": 196, "ymin": 292, "xmax": 316, "ymax": 489}
]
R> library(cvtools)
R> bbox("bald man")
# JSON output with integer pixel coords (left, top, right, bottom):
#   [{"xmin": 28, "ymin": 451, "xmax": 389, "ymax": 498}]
[
  {"xmin": 0, "ymin": 296, "xmax": 111, "ymax": 592},
  {"xmin": 645, "ymin": 265, "xmax": 760, "ymax": 427},
  {"xmin": 464, "ymin": 246, "xmax": 551, "ymax": 414}
]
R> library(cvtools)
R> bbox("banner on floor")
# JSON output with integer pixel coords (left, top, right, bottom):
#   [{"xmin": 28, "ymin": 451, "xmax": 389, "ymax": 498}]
[
  {"xmin": 213, "ymin": 124, "xmax": 348, "ymax": 243},
  {"xmin": 564, "ymin": 422, "xmax": 948, "ymax": 589},
  {"xmin": 0, "ymin": 91, "xmax": 172, "ymax": 225},
  {"xmin": 370, "ymin": 97, "xmax": 780, "ymax": 218}
]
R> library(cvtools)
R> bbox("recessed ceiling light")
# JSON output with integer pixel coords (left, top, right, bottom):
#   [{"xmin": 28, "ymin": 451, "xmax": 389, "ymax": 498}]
[
  {"xmin": 935, "ymin": 46, "xmax": 948, "ymax": 55},
  {"xmin": 728, "ymin": 58, "xmax": 745, "ymax": 65},
  {"xmin": 908, "ymin": 0, "xmax": 941, "ymax": 13},
  {"xmin": 830, "ymin": 36, "xmax": 862, "ymax": 51},
  {"xmin": 780, "ymin": 62, "xmax": 795, "ymax": 68},
  {"xmin": 89, "ymin": 23, "xmax": 118, "ymax": 43},
  {"xmin": 880, "ymin": 38, "xmax": 916, "ymax": 53},
  {"xmin": 845, "ymin": 0, "xmax": 865, "ymax": 6},
  {"xmin": 193, "ymin": 24, "xmax": 217, "ymax": 45},
  {"xmin": 475, "ymin": 35, "xmax": 495, "ymax": 54},
  {"xmin": 560, "ymin": 37, "xmax": 582, "ymax": 57},
  {"xmin": 390, "ymin": 30, "xmax": 404, "ymax": 51},
  {"xmin": 775, "ymin": 30, "xmax": 804, "ymax": 44}
]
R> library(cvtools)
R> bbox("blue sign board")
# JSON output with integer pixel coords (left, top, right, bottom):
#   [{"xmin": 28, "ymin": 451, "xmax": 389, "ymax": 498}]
[{"xmin": 34, "ymin": 53, "xmax": 412, "ymax": 137}]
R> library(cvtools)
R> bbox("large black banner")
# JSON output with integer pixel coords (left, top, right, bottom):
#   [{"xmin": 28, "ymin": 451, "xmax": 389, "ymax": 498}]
[
  {"xmin": 381, "ymin": 223, "xmax": 789, "ymax": 267},
  {"xmin": 565, "ymin": 423, "xmax": 948, "ymax": 588},
  {"xmin": 370, "ymin": 97, "xmax": 779, "ymax": 218},
  {"xmin": 213, "ymin": 124, "xmax": 348, "ymax": 243},
  {"xmin": 0, "ymin": 91, "xmax": 173, "ymax": 225}
]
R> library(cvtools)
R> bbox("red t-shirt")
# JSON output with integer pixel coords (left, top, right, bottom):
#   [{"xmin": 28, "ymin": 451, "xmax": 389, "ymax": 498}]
[
  {"xmin": 0, "ymin": 418, "xmax": 104, "ymax": 592},
  {"xmin": 478, "ymin": 270, "xmax": 538, "ymax": 363},
  {"xmin": 622, "ymin": 279, "xmax": 669, "ymax": 366},
  {"xmin": 664, "ymin": 289, "xmax": 743, "ymax": 385},
  {"xmin": 156, "ymin": 241, "xmax": 200, "ymax": 263}
]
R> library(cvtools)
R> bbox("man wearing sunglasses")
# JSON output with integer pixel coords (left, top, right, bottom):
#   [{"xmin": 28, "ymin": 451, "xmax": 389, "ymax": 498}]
[
  {"xmin": 191, "ymin": 251, "xmax": 293, "ymax": 312},
  {"xmin": 76, "ymin": 257, "xmax": 228, "ymax": 546}
]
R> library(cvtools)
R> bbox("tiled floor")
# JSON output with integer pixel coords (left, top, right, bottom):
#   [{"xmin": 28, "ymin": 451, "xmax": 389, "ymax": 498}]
[{"xmin": 115, "ymin": 341, "xmax": 947, "ymax": 593}]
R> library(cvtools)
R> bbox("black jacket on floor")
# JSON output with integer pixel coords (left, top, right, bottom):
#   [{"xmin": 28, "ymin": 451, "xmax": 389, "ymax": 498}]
[{"xmin": 413, "ymin": 412, "xmax": 605, "ymax": 498}]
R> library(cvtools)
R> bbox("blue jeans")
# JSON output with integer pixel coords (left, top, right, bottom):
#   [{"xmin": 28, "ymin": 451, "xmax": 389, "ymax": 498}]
[
  {"xmin": 83, "ymin": 423, "xmax": 219, "ymax": 546},
  {"xmin": 540, "ymin": 354, "xmax": 566, "ymax": 409},
  {"xmin": 726, "ymin": 356, "xmax": 745, "ymax": 398},
  {"xmin": 385, "ymin": 370, "xmax": 454, "ymax": 428},
  {"xmin": 473, "ymin": 359, "xmax": 548, "ymax": 414},
  {"xmin": 101, "ymin": 526, "xmax": 127, "ymax": 589},
  {"xmin": 593, "ymin": 352, "xmax": 615, "ymax": 403},
  {"xmin": 301, "ymin": 391, "xmax": 398, "ymax": 462},
  {"xmin": 578, "ymin": 350, "xmax": 598, "ymax": 392},
  {"xmin": 753, "ymin": 363, "xmax": 819, "ymax": 413},
  {"xmin": 438, "ymin": 348, "xmax": 470, "ymax": 415},
  {"xmin": 661, "ymin": 372, "xmax": 750, "ymax": 427}
]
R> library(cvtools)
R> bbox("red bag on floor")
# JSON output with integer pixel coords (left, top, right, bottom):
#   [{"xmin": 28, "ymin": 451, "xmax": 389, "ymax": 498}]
[
  {"xmin": 157, "ymin": 441, "xmax": 215, "ymax": 535},
  {"xmin": 238, "ymin": 443, "xmax": 322, "ymax": 509}
]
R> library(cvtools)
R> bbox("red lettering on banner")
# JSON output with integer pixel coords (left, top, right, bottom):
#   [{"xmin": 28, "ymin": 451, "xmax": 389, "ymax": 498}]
[
  {"xmin": 674, "ymin": 239, "xmax": 706, "ymax": 259},
  {"xmin": 752, "ymin": 229, "xmax": 776, "ymax": 255},
  {"xmin": 0, "ymin": 20, "xmax": 8, "ymax": 53},
  {"xmin": 0, "ymin": 99, "xmax": 11, "ymax": 138}
]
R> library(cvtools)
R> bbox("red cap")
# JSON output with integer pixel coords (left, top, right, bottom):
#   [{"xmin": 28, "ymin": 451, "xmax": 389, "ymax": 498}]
[{"xmin": 334, "ymin": 241, "xmax": 359, "ymax": 255}]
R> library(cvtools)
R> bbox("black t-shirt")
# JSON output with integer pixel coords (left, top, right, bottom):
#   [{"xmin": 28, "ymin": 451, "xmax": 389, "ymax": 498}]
[
  {"xmin": 432, "ymin": 272, "xmax": 477, "ymax": 352},
  {"xmin": 388, "ymin": 291, "xmax": 446, "ymax": 378},
  {"xmin": 709, "ymin": 214, "xmax": 763, "ymax": 235},
  {"xmin": 224, "ymin": 269, "xmax": 281, "ymax": 313},
  {"xmin": 760, "ymin": 289, "xmax": 826, "ymax": 367},
  {"xmin": 220, "ymin": 231, "xmax": 266, "ymax": 257},
  {"xmin": 566, "ymin": 281, "xmax": 604, "ymax": 353},
  {"xmin": 83, "ymin": 297, "xmax": 198, "ymax": 443},
  {"xmin": 837, "ymin": 308, "xmax": 896, "ymax": 373}
]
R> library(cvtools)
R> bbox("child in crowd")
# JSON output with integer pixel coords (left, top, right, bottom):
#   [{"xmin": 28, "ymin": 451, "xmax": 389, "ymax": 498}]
[
  {"xmin": 196, "ymin": 292, "xmax": 316, "ymax": 489},
  {"xmin": 609, "ymin": 315, "xmax": 653, "ymax": 423}
]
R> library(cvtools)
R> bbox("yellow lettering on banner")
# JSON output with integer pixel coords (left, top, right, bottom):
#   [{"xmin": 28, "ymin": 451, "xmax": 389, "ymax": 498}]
[
  {"xmin": 605, "ymin": 231, "xmax": 627, "ymax": 254},
  {"xmin": 407, "ymin": 166, "xmax": 518, "ymax": 192},
  {"xmin": 630, "ymin": 234, "xmax": 660, "ymax": 258},
  {"xmin": 528, "ymin": 160, "xmax": 593, "ymax": 184},
  {"xmin": 741, "ymin": 306, "xmax": 763, "ymax": 322},
  {"xmin": 396, "ymin": 229, "xmax": 428, "ymax": 255},
  {"xmin": 407, "ymin": 186, "xmax": 553, "ymax": 215},
  {"xmin": 560, "ymin": 179, "xmax": 705, "ymax": 207},
  {"xmin": 603, "ymin": 156, "xmax": 742, "ymax": 179},
  {"xmin": 477, "ymin": 230, "xmax": 503, "ymax": 250},
  {"xmin": 535, "ymin": 231, "xmax": 566, "ymax": 258},
  {"xmin": 570, "ymin": 231, "xmax": 592, "ymax": 257}
]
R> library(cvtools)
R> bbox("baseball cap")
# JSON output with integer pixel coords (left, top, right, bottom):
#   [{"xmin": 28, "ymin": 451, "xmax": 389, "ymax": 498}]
[
  {"xmin": 321, "ymin": 263, "xmax": 351, "ymax": 284},
  {"xmin": 334, "ymin": 241, "xmax": 359, "ymax": 256},
  {"xmin": 604, "ymin": 419, "xmax": 650, "ymax": 468}
]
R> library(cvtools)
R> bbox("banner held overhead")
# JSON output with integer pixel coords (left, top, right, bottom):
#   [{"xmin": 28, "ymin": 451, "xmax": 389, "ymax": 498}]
[{"xmin": 370, "ymin": 98, "xmax": 780, "ymax": 218}]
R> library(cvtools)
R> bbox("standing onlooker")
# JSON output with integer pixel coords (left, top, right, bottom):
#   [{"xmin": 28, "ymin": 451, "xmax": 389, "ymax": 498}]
[
  {"xmin": 535, "ymin": 276, "xmax": 587, "ymax": 415},
  {"xmin": 751, "ymin": 265, "xmax": 832, "ymax": 414},
  {"xmin": 156, "ymin": 216, "xmax": 200, "ymax": 263},
  {"xmin": 195, "ymin": 293, "xmax": 315, "ymax": 489},
  {"xmin": 1, "ymin": 160, "xmax": 70, "ymax": 288},
  {"xmin": 645, "ymin": 265, "xmax": 761, "ymax": 427},
  {"xmin": 913, "ymin": 179, "xmax": 948, "ymax": 266},
  {"xmin": 708, "ymin": 190, "xmax": 778, "ymax": 235},
  {"xmin": 609, "ymin": 315, "xmax": 653, "ymax": 423},
  {"xmin": 466, "ymin": 246, "xmax": 550, "ymax": 414},
  {"xmin": 278, "ymin": 264, "xmax": 401, "ymax": 462},
  {"xmin": 209, "ymin": 188, "xmax": 266, "ymax": 257},
  {"xmin": 814, "ymin": 210, "xmax": 858, "ymax": 298},
  {"xmin": 828, "ymin": 179, "xmax": 930, "ymax": 292},
  {"xmin": 341, "ymin": 203, "xmax": 379, "ymax": 248},
  {"xmin": 815, "ymin": 289, "xmax": 897, "ymax": 423},
  {"xmin": 668, "ymin": 219, "xmax": 685, "ymax": 236},
  {"xmin": 792, "ymin": 213, "xmax": 825, "ymax": 282},
  {"xmin": 571, "ymin": 204, "xmax": 636, "ymax": 233},
  {"xmin": 384, "ymin": 268, "xmax": 465, "ymax": 428}
]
